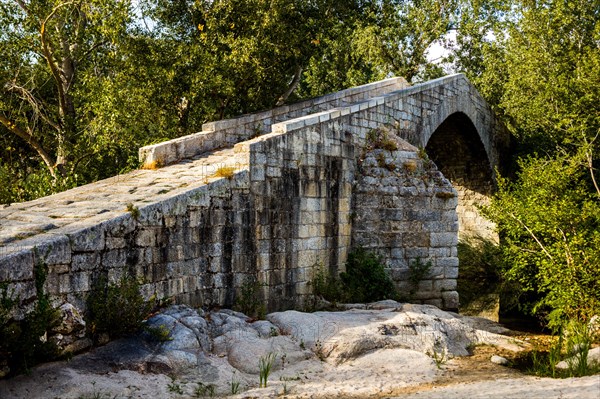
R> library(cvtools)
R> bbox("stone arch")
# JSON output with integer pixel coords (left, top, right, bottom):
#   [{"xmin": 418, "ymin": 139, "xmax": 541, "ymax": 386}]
[{"xmin": 425, "ymin": 111, "xmax": 497, "ymax": 241}]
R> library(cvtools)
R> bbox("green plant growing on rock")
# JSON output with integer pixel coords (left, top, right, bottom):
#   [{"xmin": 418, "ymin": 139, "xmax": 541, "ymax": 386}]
[
  {"xmin": 0, "ymin": 255, "xmax": 60, "ymax": 376},
  {"xmin": 144, "ymin": 324, "xmax": 173, "ymax": 342},
  {"xmin": 258, "ymin": 352, "xmax": 277, "ymax": 388},
  {"xmin": 194, "ymin": 382, "xmax": 215, "ymax": 397},
  {"xmin": 168, "ymin": 378, "xmax": 184, "ymax": 394},
  {"xmin": 230, "ymin": 373, "xmax": 241, "ymax": 395},
  {"xmin": 87, "ymin": 273, "xmax": 155, "ymax": 342},
  {"xmin": 125, "ymin": 202, "xmax": 140, "ymax": 220},
  {"xmin": 234, "ymin": 277, "xmax": 266, "ymax": 319},
  {"xmin": 366, "ymin": 128, "xmax": 398, "ymax": 152},
  {"xmin": 408, "ymin": 257, "xmax": 432, "ymax": 296},
  {"xmin": 427, "ymin": 339, "xmax": 449, "ymax": 369},
  {"xmin": 341, "ymin": 247, "xmax": 396, "ymax": 303}
]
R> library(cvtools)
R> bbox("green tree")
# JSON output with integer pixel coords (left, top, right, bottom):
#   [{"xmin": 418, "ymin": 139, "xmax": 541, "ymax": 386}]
[
  {"xmin": 0, "ymin": 0, "xmax": 132, "ymax": 202},
  {"xmin": 453, "ymin": 0, "xmax": 600, "ymax": 327}
]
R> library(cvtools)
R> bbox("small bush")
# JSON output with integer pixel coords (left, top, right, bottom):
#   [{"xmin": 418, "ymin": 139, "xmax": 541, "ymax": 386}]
[
  {"xmin": 311, "ymin": 249, "xmax": 396, "ymax": 304},
  {"xmin": 365, "ymin": 128, "xmax": 398, "ymax": 152},
  {"xmin": 87, "ymin": 274, "xmax": 154, "ymax": 341},
  {"xmin": 340, "ymin": 248, "xmax": 396, "ymax": 303},
  {"xmin": 312, "ymin": 267, "xmax": 347, "ymax": 304},
  {"xmin": 234, "ymin": 277, "xmax": 266, "ymax": 319},
  {"xmin": 0, "ymin": 258, "xmax": 60, "ymax": 376}
]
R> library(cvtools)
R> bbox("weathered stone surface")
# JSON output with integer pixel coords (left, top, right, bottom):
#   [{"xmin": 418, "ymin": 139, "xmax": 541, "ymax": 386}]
[
  {"xmin": 0, "ymin": 74, "xmax": 508, "ymax": 316},
  {"xmin": 52, "ymin": 303, "xmax": 86, "ymax": 335}
]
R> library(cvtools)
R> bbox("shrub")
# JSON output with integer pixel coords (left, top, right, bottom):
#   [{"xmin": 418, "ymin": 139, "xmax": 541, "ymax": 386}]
[
  {"xmin": 312, "ymin": 266, "xmax": 347, "ymax": 305},
  {"xmin": 87, "ymin": 273, "xmax": 154, "ymax": 341},
  {"xmin": 310, "ymin": 249, "xmax": 396, "ymax": 304},
  {"xmin": 365, "ymin": 128, "xmax": 398, "ymax": 152},
  {"xmin": 213, "ymin": 165, "xmax": 236, "ymax": 180},
  {"xmin": 341, "ymin": 248, "xmax": 396, "ymax": 303},
  {"xmin": 234, "ymin": 277, "xmax": 266, "ymax": 319},
  {"xmin": 0, "ymin": 258, "xmax": 60, "ymax": 376}
]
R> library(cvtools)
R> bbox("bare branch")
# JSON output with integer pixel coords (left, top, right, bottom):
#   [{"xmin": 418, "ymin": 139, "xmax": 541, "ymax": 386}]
[
  {"xmin": 0, "ymin": 113, "xmax": 57, "ymax": 178},
  {"xmin": 40, "ymin": 1, "xmax": 75, "ymax": 122},
  {"xmin": 276, "ymin": 65, "xmax": 303, "ymax": 106},
  {"xmin": 5, "ymin": 81, "xmax": 62, "ymax": 133},
  {"xmin": 508, "ymin": 212, "xmax": 553, "ymax": 261}
]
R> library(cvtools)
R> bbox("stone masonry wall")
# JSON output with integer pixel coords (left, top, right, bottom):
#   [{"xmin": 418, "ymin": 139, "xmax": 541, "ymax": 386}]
[
  {"xmin": 0, "ymin": 74, "xmax": 506, "ymax": 320},
  {"xmin": 352, "ymin": 142, "xmax": 459, "ymax": 309},
  {"xmin": 139, "ymin": 77, "xmax": 408, "ymax": 168}
]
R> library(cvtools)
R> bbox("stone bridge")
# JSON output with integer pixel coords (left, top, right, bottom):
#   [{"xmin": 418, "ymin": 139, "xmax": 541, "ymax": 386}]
[{"xmin": 0, "ymin": 74, "xmax": 508, "ymax": 315}]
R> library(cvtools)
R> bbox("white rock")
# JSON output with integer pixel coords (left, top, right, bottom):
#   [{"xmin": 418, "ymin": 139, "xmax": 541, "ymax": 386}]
[
  {"xmin": 491, "ymin": 355, "xmax": 509, "ymax": 365},
  {"xmin": 556, "ymin": 347, "xmax": 600, "ymax": 370}
]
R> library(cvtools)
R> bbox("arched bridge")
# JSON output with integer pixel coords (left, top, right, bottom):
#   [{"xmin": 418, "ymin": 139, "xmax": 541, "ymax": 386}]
[{"xmin": 0, "ymin": 74, "xmax": 508, "ymax": 315}]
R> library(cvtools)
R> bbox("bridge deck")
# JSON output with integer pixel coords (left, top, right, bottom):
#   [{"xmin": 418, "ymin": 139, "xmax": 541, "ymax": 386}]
[{"xmin": 0, "ymin": 147, "xmax": 247, "ymax": 249}]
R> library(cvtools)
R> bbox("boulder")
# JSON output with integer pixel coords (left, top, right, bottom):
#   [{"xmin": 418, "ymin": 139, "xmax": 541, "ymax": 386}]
[{"xmin": 556, "ymin": 347, "xmax": 600, "ymax": 370}]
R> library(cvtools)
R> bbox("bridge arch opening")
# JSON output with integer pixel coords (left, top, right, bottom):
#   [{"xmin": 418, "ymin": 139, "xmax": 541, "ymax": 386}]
[{"xmin": 425, "ymin": 112, "xmax": 497, "ymax": 241}]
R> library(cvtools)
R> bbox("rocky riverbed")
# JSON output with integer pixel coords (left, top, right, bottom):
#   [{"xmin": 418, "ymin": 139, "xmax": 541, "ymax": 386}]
[{"xmin": 0, "ymin": 301, "xmax": 598, "ymax": 398}]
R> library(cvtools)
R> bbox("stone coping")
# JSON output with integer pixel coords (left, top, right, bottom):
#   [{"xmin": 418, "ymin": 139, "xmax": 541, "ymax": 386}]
[{"xmin": 138, "ymin": 77, "xmax": 408, "ymax": 167}]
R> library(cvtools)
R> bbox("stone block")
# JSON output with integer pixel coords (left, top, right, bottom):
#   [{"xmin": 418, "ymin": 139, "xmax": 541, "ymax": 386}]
[
  {"xmin": 102, "ymin": 249, "xmax": 128, "ymax": 268},
  {"xmin": 72, "ymin": 253, "xmax": 100, "ymax": 271},
  {"xmin": 434, "ymin": 279, "xmax": 457, "ymax": 292},
  {"xmin": 430, "ymin": 232, "xmax": 458, "ymax": 248},
  {"xmin": 0, "ymin": 249, "xmax": 33, "ymax": 282},
  {"xmin": 445, "ymin": 266, "xmax": 459, "ymax": 279},
  {"xmin": 135, "ymin": 228, "xmax": 156, "ymax": 247},
  {"xmin": 436, "ymin": 257, "xmax": 459, "ymax": 268},
  {"xmin": 423, "ymin": 298, "xmax": 443, "ymax": 308},
  {"xmin": 33, "ymin": 235, "xmax": 71, "ymax": 265},
  {"xmin": 106, "ymin": 236, "xmax": 127, "ymax": 249},
  {"xmin": 442, "ymin": 291, "xmax": 459, "ymax": 309},
  {"xmin": 70, "ymin": 272, "xmax": 91, "ymax": 292},
  {"xmin": 68, "ymin": 225, "xmax": 105, "ymax": 252}
]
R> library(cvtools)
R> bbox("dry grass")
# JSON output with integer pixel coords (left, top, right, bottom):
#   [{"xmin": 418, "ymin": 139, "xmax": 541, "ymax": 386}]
[
  {"xmin": 141, "ymin": 159, "xmax": 164, "ymax": 170},
  {"xmin": 213, "ymin": 165, "xmax": 236, "ymax": 180}
]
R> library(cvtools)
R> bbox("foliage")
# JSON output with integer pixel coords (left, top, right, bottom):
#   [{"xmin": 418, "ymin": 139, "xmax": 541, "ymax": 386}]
[
  {"xmin": 213, "ymin": 166, "xmax": 236, "ymax": 180},
  {"xmin": 453, "ymin": 0, "xmax": 600, "ymax": 329},
  {"xmin": 194, "ymin": 382, "xmax": 215, "ymax": 397},
  {"xmin": 86, "ymin": 273, "xmax": 154, "ymax": 341},
  {"xmin": 486, "ymin": 151, "xmax": 600, "ymax": 328},
  {"xmin": 340, "ymin": 247, "xmax": 396, "ymax": 303},
  {"xmin": 258, "ymin": 352, "xmax": 277, "ymax": 388},
  {"xmin": 0, "ymin": 258, "xmax": 60, "ymax": 376},
  {"xmin": 144, "ymin": 324, "xmax": 173, "ymax": 342},
  {"xmin": 1, "ymin": 0, "xmax": 454, "ymax": 203},
  {"xmin": 230, "ymin": 373, "xmax": 241, "ymax": 395},
  {"xmin": 311, "ymin": 248, "xmax": 396, "ymax": 304},
  {"xmin": 365, "ymin": 128, "xmax": 399, "ymax": 152},
  {"xmin": 311, "ymin": 266, "xmax": 347, "ymax": 305},
  {"xmin": 512, "ymin": 320, "xmax": 600, "ymax": 378},
  {"xmin": 234, "ymin": 277, "xmax": 266, "ymax": 319}
]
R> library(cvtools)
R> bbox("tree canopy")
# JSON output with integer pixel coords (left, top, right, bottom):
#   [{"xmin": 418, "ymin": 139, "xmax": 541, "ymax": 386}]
[{"xmin": 0, "ymin": 0, "xmax": 454, "ymax": 203}]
